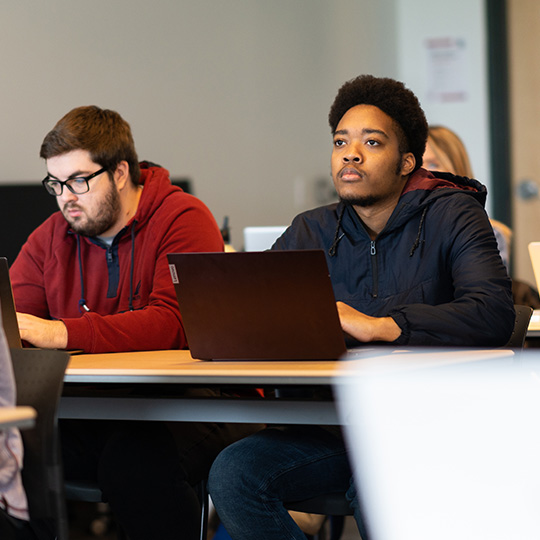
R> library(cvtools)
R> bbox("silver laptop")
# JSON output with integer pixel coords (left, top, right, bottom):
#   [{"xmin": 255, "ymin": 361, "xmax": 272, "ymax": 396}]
[
  {"xmin": 167, "ymin": 250, "xmax": 348, "ymax": 360},
  {"xmin": 243, "ymin": 226, "xmax": 287, "ymax": 252}
]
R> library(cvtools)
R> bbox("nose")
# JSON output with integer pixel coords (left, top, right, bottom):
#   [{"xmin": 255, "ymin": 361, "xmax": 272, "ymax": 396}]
[
  {"xmin": 343, "ymin": 142, "xmax": 362, "ymax": 163},
  {"xmin": 57, "ymin": 188, "xmax": 78, "ymax": 208}
]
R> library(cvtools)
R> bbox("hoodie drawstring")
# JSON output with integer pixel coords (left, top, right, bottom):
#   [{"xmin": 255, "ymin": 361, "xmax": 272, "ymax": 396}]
[
  {"xmin": 328, "ymin": 204, "xmax": 346, "ymax": 257},
  {"xmin": 128, "ymin": 221, "xmax": 137, "ymax": 311},
  {"xmin": 328, "ymin": 202, "xmax": 427, "ymax": 258},
  {"xmin": 409, "ymin": 207, "xmax": 428, "ymax": 257},
  {"xmin": 76, "ymin": 235, "xmax": 90, "ymax": 313}
]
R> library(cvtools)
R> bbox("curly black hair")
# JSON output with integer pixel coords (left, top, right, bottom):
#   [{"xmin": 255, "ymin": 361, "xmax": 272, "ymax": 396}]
[{"xmin": 328, "ymin": 75, "xmax": 428, "ymax": 171}]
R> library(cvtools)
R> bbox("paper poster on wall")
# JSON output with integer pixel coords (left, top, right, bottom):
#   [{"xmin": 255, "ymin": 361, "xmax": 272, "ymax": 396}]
[{"xmin": 425, "ymin": 37, "xmax": 468, "ymax": 103}]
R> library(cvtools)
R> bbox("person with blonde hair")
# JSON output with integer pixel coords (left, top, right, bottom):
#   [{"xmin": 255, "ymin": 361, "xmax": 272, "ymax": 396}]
[
  {"xmin": 424, "ymin": 125, "xmax": 512, "ymax": 269},
  {"xmin": 424, "ymin": 125, "xmax": 474, "ymax": 178},
  {"xmin": 424, "ymin": 125, "xmax": 540, "ymax": 308}
]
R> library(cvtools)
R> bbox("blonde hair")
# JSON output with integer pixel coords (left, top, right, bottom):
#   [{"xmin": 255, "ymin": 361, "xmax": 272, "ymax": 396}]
[{"xmin": 427, "ymin": 125, "xmax": 474, "ymax": 178}]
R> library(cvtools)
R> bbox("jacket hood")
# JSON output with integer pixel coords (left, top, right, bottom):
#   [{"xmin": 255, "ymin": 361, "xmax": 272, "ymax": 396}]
[
  {"xmin": 402, "ymin": 167, "xmax": 487, "ymax": 206},
  {"xmin": 133, "ymin": 161, "xmax": 182, "ymax": 230},
  {"xmin": 382, "ymin": 168, "xmax": 487, "ymax": 236}
]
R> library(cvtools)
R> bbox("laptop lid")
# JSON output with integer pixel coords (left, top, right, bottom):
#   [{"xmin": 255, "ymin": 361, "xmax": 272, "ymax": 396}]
[
  {"xmin": 527, "ymin": 242, "xmax": 540, "ymax": 330},
  {"xmin": 167, "ymin": 250, "xmax": 347, "ymax": 360},
  {"xmin": 243, "ymin": 226, "xmax": 287, "ymax": 252},
  {"xmin": 528, "ymin": 242, "xmax": 540, "ymax": 292},
  {"xmin": 0, "ymin": 257, "xmax": 22, "ymax": 348}
]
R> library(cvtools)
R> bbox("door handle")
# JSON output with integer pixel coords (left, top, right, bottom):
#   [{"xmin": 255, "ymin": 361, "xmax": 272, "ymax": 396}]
[{"xmin": 517, "ymin": 179, "xmax": 539, "ymax": 200}]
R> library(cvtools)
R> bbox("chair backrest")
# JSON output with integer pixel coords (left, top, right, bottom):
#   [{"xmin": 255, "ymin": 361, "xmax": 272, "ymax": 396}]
[
  {"xmin": 10, "ymin": 348, "xmax": 70, "ymax": 540},
  {"xmin": 505, "ymin": 304, "xmax": 533, "ymax": 349}
]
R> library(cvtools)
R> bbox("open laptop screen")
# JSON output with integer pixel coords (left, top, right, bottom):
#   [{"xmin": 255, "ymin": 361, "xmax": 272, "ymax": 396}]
[{"xmin": 167, "ymin": 250, "xmax": 347, "ymax": 361}]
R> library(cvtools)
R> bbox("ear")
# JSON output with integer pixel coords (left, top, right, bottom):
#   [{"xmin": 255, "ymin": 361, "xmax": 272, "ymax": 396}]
[
  {"xmin": 114, "ymin": 160, "xmax": 130, "ymax": 190},
  {"xmin": 400, "ymin": 152, "xmax": 416, "ymax": 177}
]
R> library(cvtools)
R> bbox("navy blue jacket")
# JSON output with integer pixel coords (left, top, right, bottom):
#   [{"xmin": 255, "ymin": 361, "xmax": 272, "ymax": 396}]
[{"xmin": 272, "ymin": 168, "xmax": 515, "ymax": 347}]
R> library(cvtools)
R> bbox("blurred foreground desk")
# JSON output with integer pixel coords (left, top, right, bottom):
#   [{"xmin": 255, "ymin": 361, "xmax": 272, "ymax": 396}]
[{"xmin": 59, "ymin": 348, "xmax": 514, "ymax": 426}]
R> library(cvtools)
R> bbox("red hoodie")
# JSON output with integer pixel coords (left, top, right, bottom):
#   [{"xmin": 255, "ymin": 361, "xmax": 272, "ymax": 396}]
[{"xmin": 10, "ymin": 163, "xmax": 223, "ymax": 353}]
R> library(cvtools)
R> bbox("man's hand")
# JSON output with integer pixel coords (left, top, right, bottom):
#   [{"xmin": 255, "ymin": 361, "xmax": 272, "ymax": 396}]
[
  {"xmin": 336, "ymin": 301, "xmax": 401, "ymax": 343},
  {"xmin": 16, "ymin": 313, "xmax": 68, "ymax": 349}
]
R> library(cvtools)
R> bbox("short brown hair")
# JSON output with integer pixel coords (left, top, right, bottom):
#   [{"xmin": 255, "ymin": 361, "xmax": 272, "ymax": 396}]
[{"xmin": 40, "ymin": 106, "xmax": 140, "ymax": 185}]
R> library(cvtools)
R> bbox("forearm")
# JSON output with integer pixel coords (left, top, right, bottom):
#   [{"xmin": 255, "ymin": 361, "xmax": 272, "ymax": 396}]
[
  {"xmin": 16, "ymin": 313, "xmax": 68, "ymax": 349},
  {"xmin": 337, "ymin": 301, "xmax": 401, "ymax": 343}
]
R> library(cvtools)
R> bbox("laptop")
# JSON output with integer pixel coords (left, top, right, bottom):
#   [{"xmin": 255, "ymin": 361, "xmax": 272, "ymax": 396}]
[
  {"xmin": 167, "ymin": 250, "xmax": 348, "ymax": 360},
  {"xmin": 0, "ymin": 257, "xmax": 22, "ymax": 348},
  {"xmin": 0, "ymin": 257, "xmax": 84, "ymax": 354},
  {"xmin": 243, "ymin": 226, "xmax": 287, "ymax": 252},
  {"xmin": 336, "ymin": 350, "xmax": 540, "ymax": 539},
  {"xmin": 528, "ymin": 242, "xmax": 540, "ymax": 331}
]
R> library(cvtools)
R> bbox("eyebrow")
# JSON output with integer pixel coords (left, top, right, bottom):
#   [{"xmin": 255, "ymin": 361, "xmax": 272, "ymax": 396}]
[
  {"xmin": 334, "ymin": 128, "xmax": 390, "ymax": 139},
  {"xmin": 46, "ymin": 170, "xmax": 88, "ymax": 181}
]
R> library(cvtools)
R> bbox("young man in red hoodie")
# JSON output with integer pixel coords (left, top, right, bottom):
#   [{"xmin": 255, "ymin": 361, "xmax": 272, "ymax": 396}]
[{"xmin": 10, "ymin": 106, "xmax": 258, "ymax": 539}]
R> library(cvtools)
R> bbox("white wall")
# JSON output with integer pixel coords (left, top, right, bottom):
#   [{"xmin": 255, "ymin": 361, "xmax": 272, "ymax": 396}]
[
  {"xmin": 396, "ymin": 0, "xmax": 492, "ymax": 211},
  {"xmin": 0, "ymin": 1, "xmax": 490, "ymax": 249}
]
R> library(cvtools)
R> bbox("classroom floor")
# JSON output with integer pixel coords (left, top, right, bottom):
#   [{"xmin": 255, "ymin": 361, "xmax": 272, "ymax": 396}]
[{"xmin": 68, "ymin": 501, "xmax": 362, "ymax": 539}]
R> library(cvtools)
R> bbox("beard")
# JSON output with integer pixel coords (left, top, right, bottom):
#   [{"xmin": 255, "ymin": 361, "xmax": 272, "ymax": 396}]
[
  {"xmin": 337, "ymin": 155, "xmax": 406, "ymax": 208},
  {"xmin": 63, "ymin": 183, "xmax": 121, "ymax": 237},
  {"xmin": 339, "ymin": 194, "xmax": 385, "ymax": 207}
]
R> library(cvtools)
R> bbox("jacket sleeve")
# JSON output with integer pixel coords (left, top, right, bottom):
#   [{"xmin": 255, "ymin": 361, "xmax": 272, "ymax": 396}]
[
  {"xmin": 388, "ymin": 196, "xmax": 515, "ymax": 347},
  {"xmin": 10, "ymin": 217, "xmax": 56, "ymax": 321}
]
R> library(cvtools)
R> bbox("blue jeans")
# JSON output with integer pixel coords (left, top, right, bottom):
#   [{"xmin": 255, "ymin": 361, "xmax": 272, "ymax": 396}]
[{"xmin": 208, "ymin": 425, "xmax": 364, "ymax": 540}]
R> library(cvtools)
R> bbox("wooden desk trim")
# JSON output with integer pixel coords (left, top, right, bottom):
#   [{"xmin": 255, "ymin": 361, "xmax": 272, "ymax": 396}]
[
  {"xmin": 64, "ymin": 349, "xmax": 338, "ymax": 385},
  {"xmin": 0, "ymin": 406, "xmax": 36, "ymax": 430},
  {"xmin": 60, "ymin": 348, "xmax": 515, "ymax": 426}
]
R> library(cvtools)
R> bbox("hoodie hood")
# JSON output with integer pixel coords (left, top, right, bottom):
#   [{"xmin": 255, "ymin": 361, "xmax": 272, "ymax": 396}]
[
  {"xmin": 383, "ymin": 168, "xmax": 487, "ymax": 237},
  {"xmin": 129, "ymin": 161, "xmax": 182, "ymax": 232},
  {"xmin": 402, "ymin": 167, "xmax": 487, "ymax": 206}
]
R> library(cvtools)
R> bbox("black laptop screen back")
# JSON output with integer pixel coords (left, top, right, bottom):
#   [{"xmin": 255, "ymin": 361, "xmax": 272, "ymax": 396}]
[
  {"xmin": 0, "ymin": 257, "xmax": 22, "ymax": 348},
  {"xmin": 167, "ymin": 250, "xmax": 347, "ymax": 360}
]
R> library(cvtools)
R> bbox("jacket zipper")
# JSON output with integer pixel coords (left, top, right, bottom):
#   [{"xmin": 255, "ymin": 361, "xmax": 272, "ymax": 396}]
[{"xmin": 370, "ymin": 240, "xmax": 378, "ymax": 298}]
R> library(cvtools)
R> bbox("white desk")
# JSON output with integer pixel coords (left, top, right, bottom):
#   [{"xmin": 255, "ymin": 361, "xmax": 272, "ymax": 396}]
[
  {"xmin": 59, "ymin": 348, "xmax": 514, "ymax": 426},
  {"xmin": 0, "ymin": 406, "xmax": 36, "ymax": 430}
]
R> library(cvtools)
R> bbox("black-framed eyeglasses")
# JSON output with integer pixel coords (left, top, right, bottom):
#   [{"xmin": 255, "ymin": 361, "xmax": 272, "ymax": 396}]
[{"xmin": 42, "ymin": 167, "xmax": 108, "ymax": 196}]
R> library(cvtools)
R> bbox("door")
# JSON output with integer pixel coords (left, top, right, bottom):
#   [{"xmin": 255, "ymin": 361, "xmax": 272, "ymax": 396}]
[{"xmin": 508, "ymin": 0, "xmax": 540, "ymax": 287}]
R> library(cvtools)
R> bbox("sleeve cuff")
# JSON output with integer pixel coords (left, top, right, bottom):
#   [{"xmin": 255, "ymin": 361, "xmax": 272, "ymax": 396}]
[{"xmin": 388, "ymin": 311, "xmax": 410, "ymax": 345}]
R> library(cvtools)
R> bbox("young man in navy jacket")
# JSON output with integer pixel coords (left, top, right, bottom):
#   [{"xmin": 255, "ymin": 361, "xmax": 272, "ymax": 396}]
[{"xmin": 208, "ymin": 75, "xmax": 515, "ymax": 539}]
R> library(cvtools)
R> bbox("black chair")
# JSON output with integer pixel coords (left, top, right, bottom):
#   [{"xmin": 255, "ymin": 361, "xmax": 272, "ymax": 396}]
[
  {"xmin": 505, "ymin": 304, "xmax": 533, "ymax": 349},
  {"xmin": 63, "ymin": 481, "xmax": 127, "ymax": 540},
  {"xmin": 10, "ymin": 348, "xmax": 70, "ymax": 540},
  {"xmin": 64, "ymin": 479, "xmax": 209, "ymax": 540}
]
